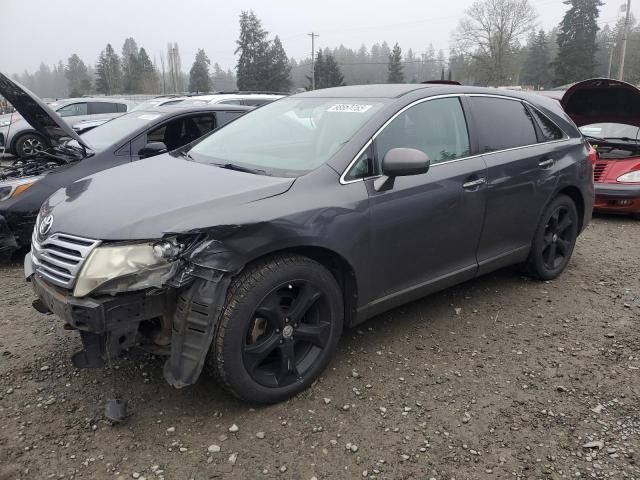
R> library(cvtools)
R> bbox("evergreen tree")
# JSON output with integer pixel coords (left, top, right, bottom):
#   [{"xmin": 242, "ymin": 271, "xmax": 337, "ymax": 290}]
[
  {"xmin": 324, "ymin": 53, "xmax": 344, "ymax": 87},
  {"xmin": 388, "ymin": 43, "xmax": 404, "ymax": 83},
  {"xmin": 138, "ymin": 48, "xmax": 159, "ymax": 93},
  {"xmin": 265, "ymin": 36, "xmax": 291, "ymax": 91},
  {"xmin": 95, "ymin": 44, "xmax": 122, "ymax": 95},
  {"xmin": 121, "ymin": 37, "xmax": 140, "ymax": 92},
  {"xmin": 521, "ymin": 30, "xmax": 551, "ymax": 89},
  {"xmin": 235, "ymin": 10, "xmax": 271, "ymax": 90},
  {"xmin": 189, "ymin": 49, "xmax": 212, "ymax": 93},
  {"xmin": 554, "ymin": 0, "xmax": 604, "ymax": 86},
  {"xmin": 66, "ymin": 54, "xmax": 91, "ymax": 97}
]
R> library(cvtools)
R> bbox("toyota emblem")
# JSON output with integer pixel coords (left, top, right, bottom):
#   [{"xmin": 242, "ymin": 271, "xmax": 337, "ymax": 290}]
[{"xmin": 38, "ymin": 214, "xmax": 54, "ymax": 237}]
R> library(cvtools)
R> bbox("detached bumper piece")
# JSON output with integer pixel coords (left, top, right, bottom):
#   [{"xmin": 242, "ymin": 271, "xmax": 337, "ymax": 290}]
[
  {"xmin": 31, "ymin": 274, "xmax": 166, "ymax": 368},
  {"xmin": 0, "ymin": 214, "xmax": 18, "ymax": 259}
]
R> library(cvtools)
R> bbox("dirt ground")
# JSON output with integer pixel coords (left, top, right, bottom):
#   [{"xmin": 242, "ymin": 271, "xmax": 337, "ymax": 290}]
[{"xmin": 0, "ymin": 215, "xmax": 638, "ymax": 480}]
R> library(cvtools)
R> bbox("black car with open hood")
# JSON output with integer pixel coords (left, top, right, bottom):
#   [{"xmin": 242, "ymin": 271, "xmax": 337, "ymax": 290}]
[{"xmin": 0, "ymin": 73, "xmax": 250, "ymax": 257}]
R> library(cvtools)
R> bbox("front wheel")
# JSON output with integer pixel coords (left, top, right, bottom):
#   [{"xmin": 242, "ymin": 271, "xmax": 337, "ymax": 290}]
[
  {"xmin": 526, "ymin": 194, "xmax": 579, "ymax": 281},
  {"xmin": 208, "ymin": 254, "xmax": 344, "ymax": 403},
  {"xmin": 15, "ymin": 133, "xmax": 47, "ymax": 158}
]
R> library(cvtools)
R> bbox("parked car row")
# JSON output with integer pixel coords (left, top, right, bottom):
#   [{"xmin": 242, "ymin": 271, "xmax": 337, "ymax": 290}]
[{"xmin": 0, "ymin": 72, "xmax": 633, "ymax": 406}]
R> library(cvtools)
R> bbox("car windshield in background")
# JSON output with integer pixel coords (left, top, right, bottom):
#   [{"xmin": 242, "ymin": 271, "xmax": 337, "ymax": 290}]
[
  {"xmin": 76, "ymin": 111, "xmax": 163, "ymax": 150},
  {"xmin": 580, "ymin": 123, "xmax": 640, "ymax": 140},
  {"xmin": 188, "ymin": 97, "xmax": 387, "ymax": 177}
]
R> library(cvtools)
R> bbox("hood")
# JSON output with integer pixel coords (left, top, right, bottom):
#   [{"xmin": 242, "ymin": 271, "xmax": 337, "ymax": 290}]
[
  {"xmin": 42, "ymin": 154, "xmax": 295, "ymax": 240},
  {"xmin": 561, "ymin": 78, "xmax": 640, "ymax": 128},
  {"xmin": 0, "ymin": 72, "xmax": 90, "ymax": 150}
]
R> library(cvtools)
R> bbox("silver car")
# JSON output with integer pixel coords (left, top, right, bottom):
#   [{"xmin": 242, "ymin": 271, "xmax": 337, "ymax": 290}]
[{"xmin": 0, "ymin": 97, "xmax": 135, "ymax": 158}]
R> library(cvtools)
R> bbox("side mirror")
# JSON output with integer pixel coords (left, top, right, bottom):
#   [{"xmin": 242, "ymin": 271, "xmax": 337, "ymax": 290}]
[
  {"xmin": 375, "ymin": 148, "xmax": 430, "ymax": 191},
  {"xmin": 138, "ymin": 141, "xmax": 167, "ymax": 159}
]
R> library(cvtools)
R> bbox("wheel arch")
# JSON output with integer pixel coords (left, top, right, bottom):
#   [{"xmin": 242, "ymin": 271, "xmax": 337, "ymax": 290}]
[
  {"xmin": 556, "ymin": 185, "xmax": 586, "ymax": 232},
  {"xmin": 241, "ymin": 245, "xmax": 359, "ymax": 328}
]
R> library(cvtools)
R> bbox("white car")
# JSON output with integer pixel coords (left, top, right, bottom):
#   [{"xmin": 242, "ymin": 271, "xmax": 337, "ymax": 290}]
[{"xmin": 191, "ymin": 92, "xmax": 285, "ymax": 107}]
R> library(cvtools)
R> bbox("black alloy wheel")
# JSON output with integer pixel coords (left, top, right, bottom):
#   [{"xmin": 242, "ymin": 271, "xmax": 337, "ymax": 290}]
[
  {"xmin": 243, "ymin": 280, "xmax": 331, "ymax": 388},
  {"xmin": 527, "ymin": 194, "xmax": 579, "ymax": 281},
  {"xmin": 209, "ymin": 254, "xmax": 344, "ymax": 403}
]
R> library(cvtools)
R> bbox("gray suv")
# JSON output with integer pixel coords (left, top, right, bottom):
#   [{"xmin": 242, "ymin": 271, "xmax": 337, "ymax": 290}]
[
  {"xmin": 26, "ymin": 84, "xmax": 594, "ymax": 404},
  {"xmin": 1, "ymin": 97, "xmax": 135, "ymax": 157}
]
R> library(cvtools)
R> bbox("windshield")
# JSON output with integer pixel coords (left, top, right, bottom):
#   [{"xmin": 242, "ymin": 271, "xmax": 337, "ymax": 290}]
[
  {"xmin": 76, "ymin": 111, "xmax": 163, "ymax": 150},
  {"xmin": 188, "ymin": 97, "xmax": 387, "ymax": 176},
  {"xmin": 580, "ymin": 123, "xmax": 640, "ymax": 140}
]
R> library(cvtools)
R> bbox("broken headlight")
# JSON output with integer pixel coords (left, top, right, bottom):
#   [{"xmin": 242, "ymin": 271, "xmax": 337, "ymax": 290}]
[
  {"xmin": 73, "ymin": 241, "xmax": 181, "ymax": 297},
  {"xmin": 0, "ymin": 175, "xmax": 44, "ymax": 201}
]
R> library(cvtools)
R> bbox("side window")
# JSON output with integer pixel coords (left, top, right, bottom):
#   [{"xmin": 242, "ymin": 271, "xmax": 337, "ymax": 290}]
[
  {"xmin": 470, "ymin": 97, "xmax": 538, "ymax": 152},
  {"xmin": 57, "ymin": 102, "xmax": 88, "ymax": 117},
  {"xmin": 374, "ymin": 97, "xmax": 470, "ymax": 165},
  {"xmin": 88, "ymin": 102, "xmax": 120, "ymax": 114},
  {"xmin": 147, "ymin": 122, "xmax": 169, "ymax": 144},
  {"xmin": 117, "ymin": 103, "xmax": 128, "ymax": 112},
  {"xmin": 528, "ymin": 107, "xmax": 564, "ymax": 142},
  {"xmin": 218, "ymin": 99, "xmax": 243, "ymax": 105},
  {"xmin": 242, "ymin": 99, "xmax": 269, "ymax": 106},
  {"xmin": 187, "ymin": 115, "xmax": 216, "ymax": 134},
  {"xmin": 217, "ymin": 111, "xmax": 245, "ymax": 127}
]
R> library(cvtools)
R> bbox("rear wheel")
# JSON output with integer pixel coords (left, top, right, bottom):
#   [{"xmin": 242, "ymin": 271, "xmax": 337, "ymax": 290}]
[
  {"xmin": 526, "ymin": 194, "xmax": 579, "ymax": 281},
  {"xmin": 15, "ymin": 133, "xmax": 47, "ymax": 157},
  {"xmin": 208, "ymin": 254, "xmax": 344, "ymax": 403}
]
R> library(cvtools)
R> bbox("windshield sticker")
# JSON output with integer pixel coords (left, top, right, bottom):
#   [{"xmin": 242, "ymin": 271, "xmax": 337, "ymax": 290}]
[
  {"xmin": 328, "ymin": 104, "xmax": 373, "ymax": 113},
  {"xmin": 138, "ymin": 114, "xmax": 161, "ymax": 121}
]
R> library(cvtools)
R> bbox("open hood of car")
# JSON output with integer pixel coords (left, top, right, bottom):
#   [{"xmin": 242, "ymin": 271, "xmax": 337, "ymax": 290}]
[
  {"xmin": 561, "ymin": 78, "xmax": 640, "ymax": 129},
  {"xmin": 0, "ymin": 72, "xmax": 90, "ymax": 150}
]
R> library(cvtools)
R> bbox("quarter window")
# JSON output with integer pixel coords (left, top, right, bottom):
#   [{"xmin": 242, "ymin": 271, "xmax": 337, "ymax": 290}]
[
  {"xmin": 89, "ymin": 102, "xmax": 121, "ymax": 114},
  {"xmin": 374, "ymin": 97, "xmax": 470, "ymax": 166},
  {"xmin": 470, "ymin": 97, "xmax": 538, "ymax": 152},
  {"xmin": 528, "ymin": 107, "xmax": 564, "ymax": 142}
]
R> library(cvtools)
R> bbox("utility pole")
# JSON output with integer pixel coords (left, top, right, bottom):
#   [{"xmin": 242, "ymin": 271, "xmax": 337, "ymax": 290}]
[
  {"xmin": 619, "ymin": 0, "xmax": 632, "ymax": 81},
  {"xmin": 308, "ymin": 32, "xmax": 319, "ymax": 90}
]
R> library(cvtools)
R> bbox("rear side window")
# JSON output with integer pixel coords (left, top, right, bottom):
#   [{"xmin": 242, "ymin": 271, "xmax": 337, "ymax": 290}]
[
  {"xmin": 89, "ymin": 102, "xmax": 120, "ymax": 114},
  {"xmin": 528, "ymin": 107, "xmax": 564, "ymax": 142},
  {"xmin": 57, "ymin": 102, "xmax": 88, "ymax": 117},
  {"xmin": 470, "ymin": 97, "xmax": 538, "ymax": 152},
  {"xmin": 117, "ymin": 103, "xmax": 128, "ymax": 112}
]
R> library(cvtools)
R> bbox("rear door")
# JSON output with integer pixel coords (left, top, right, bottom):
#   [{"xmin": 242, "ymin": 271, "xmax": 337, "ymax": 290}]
[
  {"xmin": 362, "ymin": 96, "xmax": 488, "ymax": 303},
  {"xmin": 468, "ymin": 96, "xmax": 563, "ymax": 272}
]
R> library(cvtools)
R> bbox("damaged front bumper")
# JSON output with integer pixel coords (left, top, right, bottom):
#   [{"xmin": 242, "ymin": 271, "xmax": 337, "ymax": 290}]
[
  {"xmin": 26, "ymin": 243, "xmax": 236, "ymax": 388},
  {"xmin": 30, "ymin": 270, "xmax": 167, "ymax": 367}
]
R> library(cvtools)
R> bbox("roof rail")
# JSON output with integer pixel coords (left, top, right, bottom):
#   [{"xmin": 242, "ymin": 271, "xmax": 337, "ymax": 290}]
[{"xmin": 197, "ymin": 90, "xmax": 289, "ymax": 96}]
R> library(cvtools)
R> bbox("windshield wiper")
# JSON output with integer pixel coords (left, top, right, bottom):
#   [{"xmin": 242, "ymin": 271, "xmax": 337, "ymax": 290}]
[
  {"xmin": 212, "ymin": 162, "xmax": 269, "ymax": 176},
  {"xmin": 603, "ymin": 136, "xmax": 640, "ymax": 142}
]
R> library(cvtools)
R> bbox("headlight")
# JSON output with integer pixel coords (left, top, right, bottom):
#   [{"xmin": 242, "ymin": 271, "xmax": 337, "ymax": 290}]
[
  {"xmin": 617, "ymin": 170, "xmax": 640, "ymax": 183},
  {"xmin": 0, "ymin": 175, "xmax": 44, "ymax": 201},
  {"xmin": 73, "ymin": 242, "xmax": 178, "ymax": 297}
]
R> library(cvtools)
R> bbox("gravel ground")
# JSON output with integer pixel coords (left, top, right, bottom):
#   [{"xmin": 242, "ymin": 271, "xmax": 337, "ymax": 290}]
[{"xmin": 0, "ymin": 215, "xmax": 639, "ymax": 480}]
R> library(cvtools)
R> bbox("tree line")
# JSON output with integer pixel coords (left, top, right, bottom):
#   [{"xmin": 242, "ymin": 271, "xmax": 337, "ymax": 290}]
[{"xmin": 9, "ymin": 0, "xmax": 634, "ymax": 100}]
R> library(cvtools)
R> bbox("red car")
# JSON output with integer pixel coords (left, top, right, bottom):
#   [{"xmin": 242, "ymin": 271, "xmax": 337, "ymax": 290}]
[{"xmin": 561, "ymin": 79, "xmax": 640, "ymax": 218}]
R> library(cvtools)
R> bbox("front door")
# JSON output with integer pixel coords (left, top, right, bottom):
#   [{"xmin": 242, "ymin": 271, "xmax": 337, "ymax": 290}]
[{"xmin": 365, "ymin": 96, "xmax": 487, "ymax": 307}]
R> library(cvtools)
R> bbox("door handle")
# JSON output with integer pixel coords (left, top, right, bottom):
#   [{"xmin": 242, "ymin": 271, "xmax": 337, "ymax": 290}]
[
  {"xmin": 538, "ymin": 157, "xmax": 554, "ymax": 168},
  {"xmin": 462, "ymin": 177, "xmax": 487, "ymax": 189}
]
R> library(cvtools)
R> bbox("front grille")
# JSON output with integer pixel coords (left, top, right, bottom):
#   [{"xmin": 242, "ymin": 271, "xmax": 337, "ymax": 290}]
[
  {"xmin": 31, "ymin": 231, "xmax": 101, "ymax": 289},
  {"xmin": 593, "ymin": 161, "xmax": 609, "ymax": 182}
]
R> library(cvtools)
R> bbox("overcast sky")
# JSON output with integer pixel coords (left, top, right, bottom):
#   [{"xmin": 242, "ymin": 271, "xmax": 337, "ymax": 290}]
[{"xmin": 3, "ymin": 0, "xmax": 632, "ymax": 75}]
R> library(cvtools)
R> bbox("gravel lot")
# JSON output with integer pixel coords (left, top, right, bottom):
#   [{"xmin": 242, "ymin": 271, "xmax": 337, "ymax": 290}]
[{"xmin": 0, "ymin": 215, "xmax": 639, "ymax": 480}]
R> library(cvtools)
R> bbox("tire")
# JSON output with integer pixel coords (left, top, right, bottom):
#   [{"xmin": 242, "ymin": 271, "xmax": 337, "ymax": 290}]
[
  {"xmin": 15, "ymin": 133, "xmax": 47, "ymax": 158},
  {"xmin": 526, "ymin": 194, "xmax": 579, "ymax": 281},
  {"xmin": 208, "ymin": 254, "xmax": 344, "ymax": 403}
]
